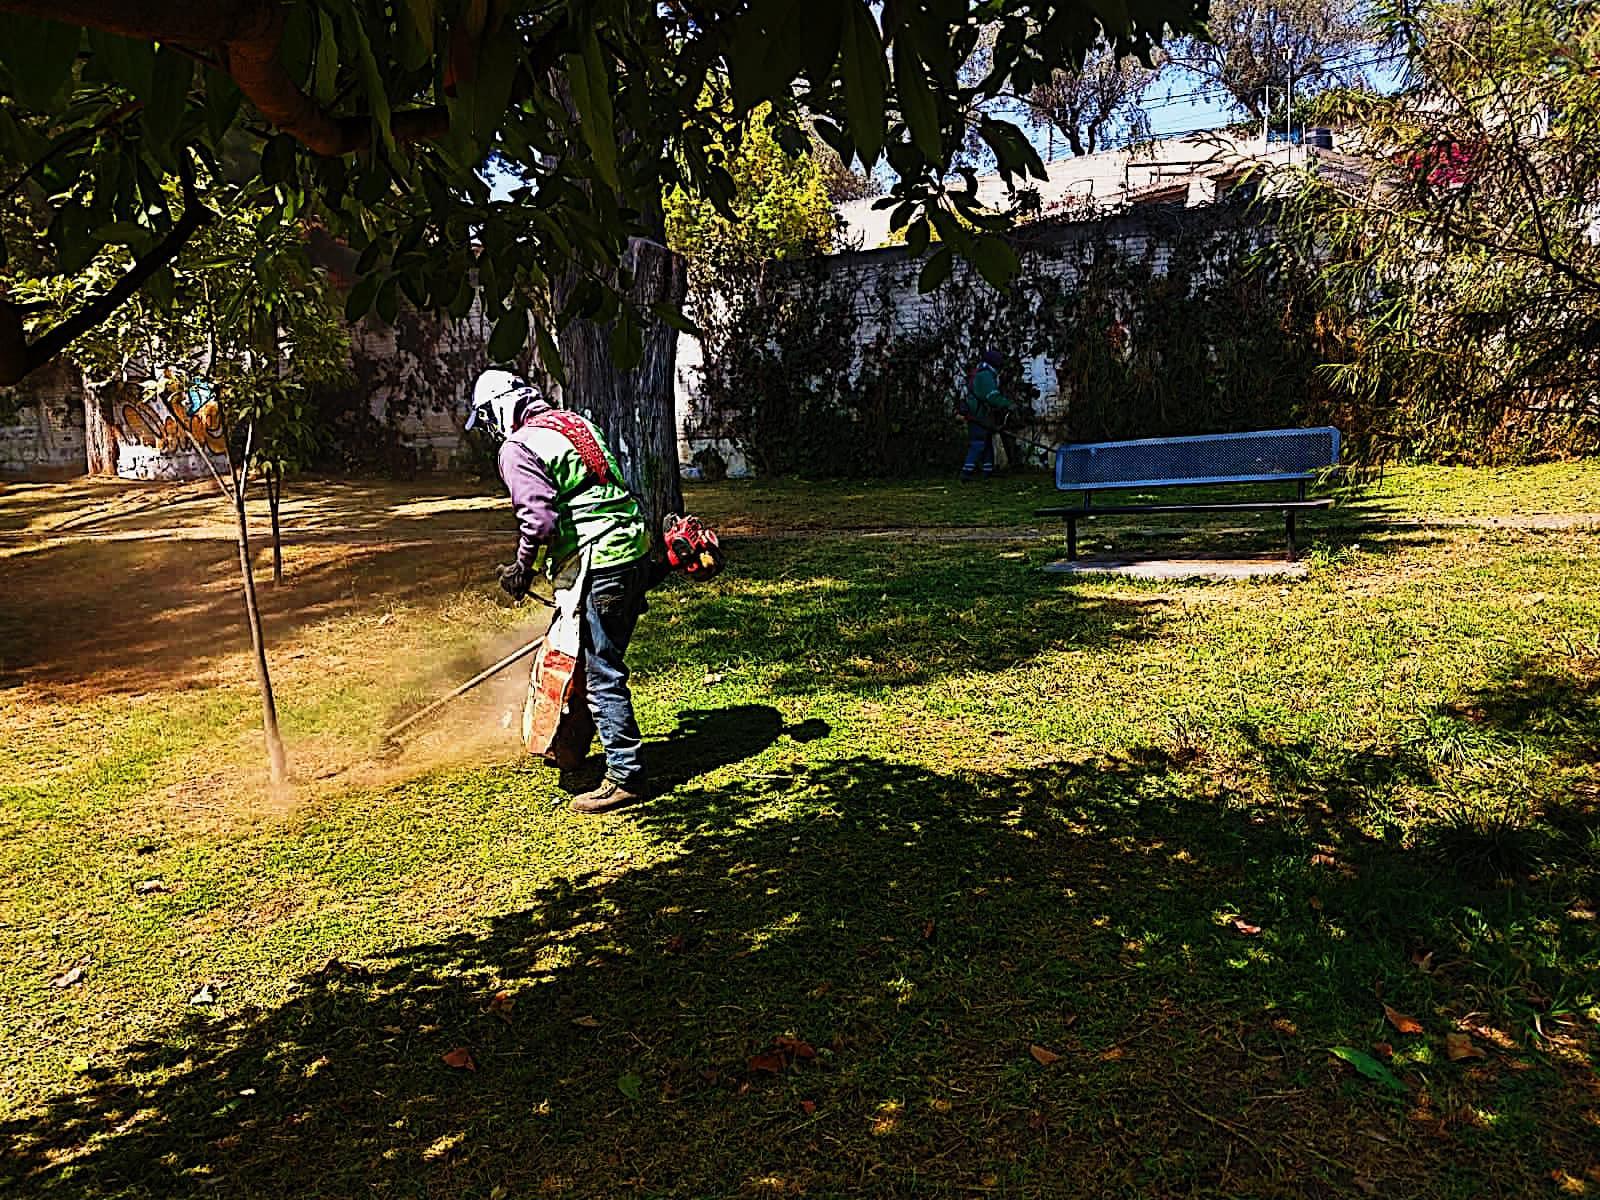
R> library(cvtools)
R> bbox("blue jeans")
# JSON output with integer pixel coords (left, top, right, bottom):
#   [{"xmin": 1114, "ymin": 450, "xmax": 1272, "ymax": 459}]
[
  {"xmin": 582, "ymin": 557, "xmax": 651, "ymax": 787},
  {"xmin": 962, "ymin": 426, "xmax": 994, "ymax": 477}
]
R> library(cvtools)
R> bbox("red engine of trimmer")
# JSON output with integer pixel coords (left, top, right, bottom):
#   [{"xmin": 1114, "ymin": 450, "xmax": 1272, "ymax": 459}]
[{"xmin": 662, "ymin": 513, "xmax": 724, "ymax": 581}]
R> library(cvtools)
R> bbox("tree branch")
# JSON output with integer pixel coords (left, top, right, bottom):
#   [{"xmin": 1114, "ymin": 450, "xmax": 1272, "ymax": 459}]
[
  {"xmin": 0, "ymin": 0, "xmax": 267, "ymax": 44},
  {"xmin": 0, "ymin": 0, "xmax": 449, "ymax": 157},
  {"xmin": 0, "ymin": 154, "xmax": 213, "ymax": 386}
]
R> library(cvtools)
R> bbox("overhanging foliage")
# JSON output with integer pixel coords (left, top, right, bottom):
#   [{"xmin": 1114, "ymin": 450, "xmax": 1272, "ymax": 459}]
[{"xmin": 0, "ymin": 0, "xmax": 1209, "ymax": 386}]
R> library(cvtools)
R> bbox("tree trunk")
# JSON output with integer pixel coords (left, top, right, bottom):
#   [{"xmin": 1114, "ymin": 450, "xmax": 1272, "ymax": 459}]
[
  {"xmin": 84, "ymin": 384, "xmax": 120, "ymax": 476},
  {"xmin": 233, "ymin": 488, "xmax": 287, "ymax": 784},
  {"xmin": 556, "ymin": 236, "xmax": 687, "ymax": 536},
  {"xmin": 265, "ymin": 466, "xmax": 284, "ymax": 584}
]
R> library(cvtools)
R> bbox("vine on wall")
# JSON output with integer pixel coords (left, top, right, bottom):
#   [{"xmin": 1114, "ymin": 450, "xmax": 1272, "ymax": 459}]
[{"xmin": 685, "ymin": 208, "xmax": 1349, "ymax": 477}]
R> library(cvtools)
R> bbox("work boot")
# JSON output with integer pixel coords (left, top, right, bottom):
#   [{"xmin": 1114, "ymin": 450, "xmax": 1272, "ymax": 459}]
[{"xmin": 570, "ymin": 778, "xmax": 649, "ymax": 815}]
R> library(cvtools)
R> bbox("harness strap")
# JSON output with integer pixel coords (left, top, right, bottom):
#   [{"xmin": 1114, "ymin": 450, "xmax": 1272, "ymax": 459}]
[{"xmin": 528, "ymin": 410, "xmax": 614, "ymax": 499}]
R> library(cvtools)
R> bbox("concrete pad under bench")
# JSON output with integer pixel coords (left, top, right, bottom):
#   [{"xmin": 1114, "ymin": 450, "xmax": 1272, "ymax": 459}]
[{"xmin": 1044, "ymin": 557, "xmax": 1309, "ymax": 581}]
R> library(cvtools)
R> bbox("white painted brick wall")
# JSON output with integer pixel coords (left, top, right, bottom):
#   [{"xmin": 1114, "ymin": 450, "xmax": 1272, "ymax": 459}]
[{"xmin": 0, "ymin": 360, "xmax": 87, "ymax": 474}]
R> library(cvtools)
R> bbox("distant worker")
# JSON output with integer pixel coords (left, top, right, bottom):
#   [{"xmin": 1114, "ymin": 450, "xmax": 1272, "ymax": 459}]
[
  {"xmin": 466, "ymin": 369, "xmax": 653, "ymax": 816},
  {"xmin": 959, "ymin": 348, "xmax": 1011, "ymax": 482}
]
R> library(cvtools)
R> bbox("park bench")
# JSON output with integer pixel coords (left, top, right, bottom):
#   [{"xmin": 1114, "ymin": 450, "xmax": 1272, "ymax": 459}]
[{"xmin": 1035, "ymin": 427, "xmax": 1340, "ymax": 562}]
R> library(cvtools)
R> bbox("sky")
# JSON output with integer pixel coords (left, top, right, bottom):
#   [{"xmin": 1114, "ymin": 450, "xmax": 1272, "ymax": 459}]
[{"xmin": 488, "ymin": 48, "xmax": 1408, "ymax": 202}]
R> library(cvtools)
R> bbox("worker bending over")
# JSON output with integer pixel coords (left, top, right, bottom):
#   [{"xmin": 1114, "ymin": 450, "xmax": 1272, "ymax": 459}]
[{"xmin": 466, "ymin": 369, "xmax": 652, "ymax": 815}]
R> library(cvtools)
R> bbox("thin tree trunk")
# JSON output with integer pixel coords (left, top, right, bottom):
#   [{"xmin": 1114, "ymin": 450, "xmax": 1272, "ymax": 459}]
[
  {"xmin": 266, "ymin": 466, "xmax": 284, "ymax": 584},
  {"xmin": 233, "ymin": 487, "xmax": 287, "ymax": 784},
  {"xmin": 556, "ymin": 237, "xmax": 687, "ymax": 536}
]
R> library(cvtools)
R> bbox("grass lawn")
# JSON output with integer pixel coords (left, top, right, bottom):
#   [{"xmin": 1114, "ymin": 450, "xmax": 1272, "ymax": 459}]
[{"xmin": 0, "ymin": 465, "xmax": 1597, "ymax": 1198}]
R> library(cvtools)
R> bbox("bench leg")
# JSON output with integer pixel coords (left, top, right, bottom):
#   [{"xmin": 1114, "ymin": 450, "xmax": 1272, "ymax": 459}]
[
  {"xmin": 1285, "ymin": 510, "xmax": 1297, "ymax": 561},
  {"xmin": 1067, "ymin": 517, "xmax": 1078, "ymax": 562}
]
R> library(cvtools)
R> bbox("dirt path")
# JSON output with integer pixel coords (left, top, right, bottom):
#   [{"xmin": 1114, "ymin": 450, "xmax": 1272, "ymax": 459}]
[{"xmin": 3, "ymin": 509, "xmax": 1598, "ymax": 550}]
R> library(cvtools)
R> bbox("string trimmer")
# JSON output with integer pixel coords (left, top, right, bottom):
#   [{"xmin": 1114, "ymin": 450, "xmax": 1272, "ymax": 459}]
[
  {"xmin": 379, "ymin": 631, "xmax": 547, "ymax": 746},
  {"xmin": 377, "ymin": 512, "xmax": 725, "ymax": 751}
]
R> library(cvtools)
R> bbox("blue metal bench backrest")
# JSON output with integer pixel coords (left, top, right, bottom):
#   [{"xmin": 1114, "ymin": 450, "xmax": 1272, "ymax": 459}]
[{"xmin": 1054, "ymin": 427, "xmax": 1340, "ymax": 491}]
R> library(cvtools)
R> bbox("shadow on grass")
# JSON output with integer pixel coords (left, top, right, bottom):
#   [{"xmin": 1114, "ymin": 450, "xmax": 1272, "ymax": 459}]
[
  {"xmin": 0, "ymin": 534, "xmax": 497, "ymax": 695},
  {"xmin": 644, "ymin": 539, "xmax": 1171, "ymax": 695},
  {"xmin": 4, "ymin": 675, "xmax": 1596, "ymax": 1199},
  {"xmin": 557, "ymin": 705, "xmax": 822, "ymax": 796},
  {"xmin": 1, "ymin": 524, "xmax": 1168, "ymax": 699}
]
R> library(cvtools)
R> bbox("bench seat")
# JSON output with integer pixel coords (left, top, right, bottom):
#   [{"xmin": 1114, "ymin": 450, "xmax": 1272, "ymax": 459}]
[{"xmin": 1041, "ymin": 428, "xmax": 1341, "ymax": 562}]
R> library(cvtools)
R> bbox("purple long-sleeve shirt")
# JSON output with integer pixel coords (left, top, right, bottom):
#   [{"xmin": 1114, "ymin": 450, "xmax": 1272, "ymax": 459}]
[{"xmin": 498, "ymin": 430, "xmax": 560, "ymax": 568}]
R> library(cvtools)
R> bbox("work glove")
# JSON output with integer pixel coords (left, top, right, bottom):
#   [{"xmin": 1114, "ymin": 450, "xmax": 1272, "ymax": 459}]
[{"xmin": 497, "ymin": 560, "xmax": 533, "ymax": 601}]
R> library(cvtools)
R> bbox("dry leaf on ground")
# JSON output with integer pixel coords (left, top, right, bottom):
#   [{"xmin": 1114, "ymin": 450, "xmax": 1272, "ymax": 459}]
[
  {"xmin": 51, "ymin": 965, "xmax": 86, "ymax": 989},
  {"xmin": 1445, "ymin": 1032, "xmax": 1486, "ymax": 1062},
  {"xmin": 1232, "ymin": 919, "xmax": 1263, "ymax": 936},
  {"xmin": 773, "ymin": 1036, "xmax": 816, "ymax": 1060},
  {"xmin": 570, "ymin": 1014, "xmax": 601, "ymax": 1028},
  {"xmin": 442, "ymin": 1047, "xmax": 477, "ymax": 1071},
  {"xmin": 747, "ymin": 1052, "xmax": 786, "ymax": 1075},
  {"xmin": 799, "ymin": 1100, "xmax": 816, "ymax": 1115},
  {"xmin": 1384, "ymin": 1004, "xmax": 1424, "ymax": 1035},
  {"xmin": 487, "ymin": 991, "xmax": 514, "ymax": 1022},
  {"xmin": 188, "ymin": 982, "xmax": 217, "ymax": 1005},
  {"xmin": 1029, "ymin": 1044, "xmax": 1062, "ymax": 1065}
]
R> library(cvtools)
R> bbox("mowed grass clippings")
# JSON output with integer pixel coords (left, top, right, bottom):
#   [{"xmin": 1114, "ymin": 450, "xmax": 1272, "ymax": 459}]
[{"xmin": 0, "ymin": 468, "xmax": 1595, "ymax": 1199}]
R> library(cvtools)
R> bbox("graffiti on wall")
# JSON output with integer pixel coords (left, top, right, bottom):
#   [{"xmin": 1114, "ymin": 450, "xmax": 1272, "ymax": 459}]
[
  {"xmin": 112, "ymin": 374, "xmax": 229, "ymax": 480},
  {"xmin": 120, "ymin": 376, "xmax": 227, "ymax": 455}
]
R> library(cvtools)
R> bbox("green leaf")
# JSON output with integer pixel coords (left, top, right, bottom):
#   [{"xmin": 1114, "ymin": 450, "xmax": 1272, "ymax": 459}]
[
  {"xmin": 978, "ymin": 117, "xmax": 1047, "ymax": 183},
  {"xmin": 839, "ymin": 1, "xmax": 887, "ymax": 166},
  {"xmin": 926, "ymin": 206, "xmax": 971, "ymax": 254},
  {"xmin": 488, "ymin": 305, "xmax": 529, "ymax": 362},
  {"xmin": 968, "ymin": 235, "xmax": 1020, "ymax": 289},
  {"xmin": 0, "ymin": 107, "xmax": 48, "ymax": 161},
  {"xmin": 332, "ymin": 0, "xmax": 393, "ymax": 153},
  {"xmin": 50, "ymin": 203, "xmax": 100, "ymax": 274},
  {"xmin": 399, "ymin": 0, "xmax": 436, "ymax": 71},
  {"xmin": 203, "ymin": 69, "xmax": 243, "ymax": 145},
  {"xmin": 917, "ymin": 245, "xmax": 954, "ymax": 293},
  {"xmin": 279, "ymin": 4, "xmax": 316, "ymax": 87},
  {"xmin": 1329, "ymin": 1047, "xmax": 1408, "ymax": 1093},
  {"xmin": 88, "ymin": 29, "xmax": 155, "ymax": 101},
  {"xmin": 375, "ymin": 276, "xmax": 400, "ymax": 326},
  {"xmin": 142, "ymin": 47, "xmax": 193, "ymax": 154},
  {"xmin": 799, "ymin": 2, "xmax": 845, "ymax": 88},
  {"xmin": 535, "ymin": 321, "xmax": 564, "ymax": 384},
  {"xmin": 344, "ymin": 273, "xmax": 381, "ymax": 322},
  {"xmin": 616, "ymin": 1072, "xmax": 643, "ymax": 1101},
  {"xmin": 456, "ymin": 35, "xmax": 518, "ymax": 152},
  {"xmin": 314, "ymin": 10, "xmax": 340, "ymax": 107},
  {"xmin": 892, "ymin": 37, "xmax": 940, "ymax": 162},
  {"xmin": 812, "ymin": 118, "xmax": 852, "ymax": 161},
  {"xmin": 144, "ymin": 265, "xmax": 176, "ymax": 310},
  {"xmin": 262, "ymin": 135, "xmax": 297, "ymax": 186},
  {"xmin": 566, "ymin": 29, "xmax": 619, "ymax": 190},
  {"xmin": 905, "ymin": 215, "xmax": 930, "ymax": 257},
  {"xmin": 93, "ymin": 221, "xmax": 151, "ymax": 247},
  {"xmin": 609, "ymin": 313, "xmax": 644, "ymax": 369},
  {"xmin": 0, "ymin": 16, "xmax": 81, "ymax": 109},
  {"xmin": 649, "ymin": 301, "xmax": 701, "ymax": 338}
]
